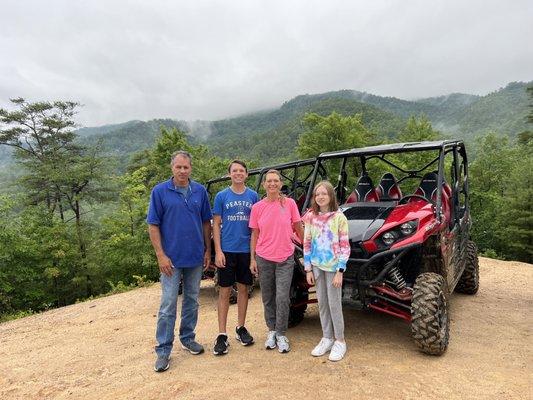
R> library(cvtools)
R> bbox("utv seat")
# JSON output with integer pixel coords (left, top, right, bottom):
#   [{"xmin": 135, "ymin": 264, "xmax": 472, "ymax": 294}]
[
  {"xmin": 376, "ymin": 173, "xmax": 402, "ymax": 201},
  {"xmin": 412, "ymin": 172, "xmax": 451, "ymax": 223},
  {"xmin": 345, "ymin": 175, "xmax": 379, "ymax": 203},
  {"xmin": 414, "ymin": 172, "xmax": 439, "ymax": 200}
]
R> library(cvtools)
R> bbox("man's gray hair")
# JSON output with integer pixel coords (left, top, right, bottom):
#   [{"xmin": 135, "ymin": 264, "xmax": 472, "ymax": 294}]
[{"xmin": 170, "ymin": 150, "xmax": 193, "ymax": 166}]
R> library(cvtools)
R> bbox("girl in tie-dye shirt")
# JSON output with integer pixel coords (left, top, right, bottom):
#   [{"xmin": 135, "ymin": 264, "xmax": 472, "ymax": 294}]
[{"xmin": 303, "ymin": 180, "xmax": 350, "ymax": 361}]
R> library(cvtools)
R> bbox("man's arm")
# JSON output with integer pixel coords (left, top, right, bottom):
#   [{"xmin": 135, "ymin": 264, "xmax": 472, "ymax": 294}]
[
  {"xmin": 202, "ymin": 220, "xmax": 212, "ymax": 269},
  {"xmin": 212, "ymin": 215, "xmax": 225, "ymax": 268},
  {"xmin": 148, "ymin": 224, "xmax": 173, "ymax": 276}
]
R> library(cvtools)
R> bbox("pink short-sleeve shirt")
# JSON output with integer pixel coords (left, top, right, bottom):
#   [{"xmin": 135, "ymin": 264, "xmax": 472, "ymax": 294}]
[{"xmin": 249, "ymin": 197, "xmax": 301, "ymax": 262}]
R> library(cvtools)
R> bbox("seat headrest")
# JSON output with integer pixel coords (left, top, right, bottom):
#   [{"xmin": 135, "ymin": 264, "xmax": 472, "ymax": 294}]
[
  {"xmin": 417, "ymin": 172, "xmax": 439, "ymax": 199},
  {"xmin": 355, "ymin": 175, "xmax": 375, "ymax": 201},
  {"xmin": 378, "ymin": 173, "xmax": 401, "ymax": 200}
]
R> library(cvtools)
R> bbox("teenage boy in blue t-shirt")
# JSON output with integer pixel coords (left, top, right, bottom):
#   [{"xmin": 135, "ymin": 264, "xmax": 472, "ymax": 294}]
[{"xmin": 212, "ymin": 160, "xmax": 259, "ymax": 355}]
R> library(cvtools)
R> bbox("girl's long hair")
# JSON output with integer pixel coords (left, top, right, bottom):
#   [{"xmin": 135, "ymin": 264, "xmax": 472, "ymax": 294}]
[{"xmin": 311, "ymin": 180, "xmax": 338, "ymax": 214}]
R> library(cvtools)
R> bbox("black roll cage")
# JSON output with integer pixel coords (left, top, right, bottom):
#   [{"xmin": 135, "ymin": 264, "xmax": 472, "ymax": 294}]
[
  {"xmin": 302, "ymin": 140, "xmax": 468, "ymax": 224},
  {"xmin": 205, "ymin": 158, "xmax": 325, "ymax": 212}
]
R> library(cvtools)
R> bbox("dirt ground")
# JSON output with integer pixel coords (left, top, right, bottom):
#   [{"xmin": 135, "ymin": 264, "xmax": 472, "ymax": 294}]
[{"xmin": 0, "ymin": 257, "xmax": 531, "ymax": 400}]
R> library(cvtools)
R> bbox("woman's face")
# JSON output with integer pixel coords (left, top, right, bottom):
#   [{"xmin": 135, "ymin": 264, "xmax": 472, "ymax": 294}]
[
  {"xmin": 314, "ymin": 185, "xmax": 330, "ymax": 210},
  {"xmin": 263, "ymin": 172, "xmax": 281, "ymax": 195}
]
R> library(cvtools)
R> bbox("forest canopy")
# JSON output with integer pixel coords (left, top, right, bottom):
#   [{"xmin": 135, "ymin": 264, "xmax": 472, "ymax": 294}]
[{"xmin": 0, "ymin": 87, "xmax": 531, "ymax": 320}]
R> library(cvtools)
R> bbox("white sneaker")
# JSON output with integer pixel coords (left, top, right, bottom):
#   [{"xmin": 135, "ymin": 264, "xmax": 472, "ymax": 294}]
[
  {"xmin": 265, "ymin": 331, "xmax": 277, "ymax": 350},
  {"xmin": 311, "ymin": 337, "xmax": 334, "ymax": 357},
  {"xmin": 328, "ymin": 341, "xmax": 347, "ymax": 361},
  {"xmin": 276, "ymin": 334, "xmax": 290, "ymax": 353}
]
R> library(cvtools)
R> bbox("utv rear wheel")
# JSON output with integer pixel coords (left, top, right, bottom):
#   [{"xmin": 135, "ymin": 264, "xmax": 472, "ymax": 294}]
[
  {"xmin": 455, "ymin": 241, "xmax": 479, "ymax": 295},
  {"xmin": 411, "ymin": 272, "xmax": 449, "ymax": 355},
  {"xmin": 288, "ymin": 289, "xmax": 308, "ymax": 328}
]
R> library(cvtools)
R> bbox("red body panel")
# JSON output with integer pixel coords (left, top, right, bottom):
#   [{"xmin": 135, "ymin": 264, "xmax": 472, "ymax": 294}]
[{"xmin": 363, "ymin": 200, "xmax": 445, "ymax": 251}]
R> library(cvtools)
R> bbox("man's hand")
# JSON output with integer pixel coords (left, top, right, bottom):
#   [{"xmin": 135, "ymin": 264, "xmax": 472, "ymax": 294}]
[
  {"xmin": 157, "ymin": 254, "xmax": 173, "ymax": 277},
  {"xmin": 250, "ymin": 258, "xmax": 258, "ymax": 277},
  {"xmin": 215, "ymin": 251, "xmax": 226, "ymax": 268}
]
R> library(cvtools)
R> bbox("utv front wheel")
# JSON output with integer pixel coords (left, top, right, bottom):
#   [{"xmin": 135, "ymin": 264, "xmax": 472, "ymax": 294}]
[
  {"xmin": 411, "ymin": 272, "xmax": 450, "ymax": 355},
  {"xmin": 455, "ymin": 241, "xmax": 479, "ymax": 295}
]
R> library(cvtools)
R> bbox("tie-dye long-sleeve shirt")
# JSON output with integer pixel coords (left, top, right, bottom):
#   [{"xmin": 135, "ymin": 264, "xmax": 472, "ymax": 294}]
[{"xmin": 302, "ymin": 210, "xmax": 350, "ymax": 273}]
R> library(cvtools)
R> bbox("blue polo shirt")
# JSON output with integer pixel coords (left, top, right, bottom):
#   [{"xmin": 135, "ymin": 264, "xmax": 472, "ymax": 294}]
[{"xmin": 146, "ymin": 178, "xmax": 213, "ymax": 268}]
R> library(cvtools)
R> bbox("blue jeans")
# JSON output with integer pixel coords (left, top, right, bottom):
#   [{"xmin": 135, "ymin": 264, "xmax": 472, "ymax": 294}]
[{"xmin": 155, "ymin": 265, "xmax": 203, "ymax": 357}]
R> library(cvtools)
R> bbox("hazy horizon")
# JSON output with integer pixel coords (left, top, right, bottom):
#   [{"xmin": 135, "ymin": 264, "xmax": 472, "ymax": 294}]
[{"xmin": 1, "ymin": 0, "xmax": 532, "ymax": 127}]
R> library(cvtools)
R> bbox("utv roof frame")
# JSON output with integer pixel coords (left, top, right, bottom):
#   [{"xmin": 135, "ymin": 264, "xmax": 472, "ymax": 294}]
[
  {"xmin": 205, "ymin": 157, "xmax": 324, "ymax": 212},
  {"xmin": 303, "ymin": 140, "xmax": 468, "ymax": 222}
]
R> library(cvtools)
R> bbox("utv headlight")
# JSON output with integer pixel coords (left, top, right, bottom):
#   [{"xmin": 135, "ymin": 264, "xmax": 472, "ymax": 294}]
[
  {"xmin": 400, "ymin": 221, "xmax": 417, "ymax": 236},
  {"xmin": 382, "ymin": 231, "xmax": 397, "ymax": 246},
  {"xmin": 378, "ymin": 219, "xmax": 419, "ymax": 248}
]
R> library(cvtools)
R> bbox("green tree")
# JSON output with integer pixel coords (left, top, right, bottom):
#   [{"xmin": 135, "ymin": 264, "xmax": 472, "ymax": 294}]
[
  {"xmin": 296, "ymin": 112, "xmax": 375, "ymax": 158},
  {"xmin": 469, "ymin": 133, "xmax": 518, "ymax": 257},
  {"xmin": 0, "ymin": 98, "xmax": 110, "ymax": 297}
]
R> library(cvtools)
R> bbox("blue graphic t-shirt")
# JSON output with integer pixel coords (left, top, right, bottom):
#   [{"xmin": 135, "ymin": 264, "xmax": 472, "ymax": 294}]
[{"xmin": 213, "ymin": 187, "xmax": 259, "ymax": 253}]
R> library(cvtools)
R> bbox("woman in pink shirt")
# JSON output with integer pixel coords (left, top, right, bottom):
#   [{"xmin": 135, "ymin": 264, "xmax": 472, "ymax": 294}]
[{"xmin": 249, "ymin": 169, "xmax": 303, "ymax": 353}]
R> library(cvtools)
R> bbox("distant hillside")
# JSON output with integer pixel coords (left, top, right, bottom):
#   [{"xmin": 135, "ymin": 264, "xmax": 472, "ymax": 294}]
[
  {"xmin": 76, "ymin": 121, "xmax": 145, "ymax": 137},
  {"xmin": 0, "ymin": 81, "xmax": 530, "ymax": 169},
  {"xmin": 206, "ymin": 95, "xmax": 404, "ymax": 162},
  {"xmin": 79, "ymin": 119, "xmax": 192, "ymax": 169},
  {"xmin": 450, "ymin": 82, "xmax": 531, "ymax": 137}
]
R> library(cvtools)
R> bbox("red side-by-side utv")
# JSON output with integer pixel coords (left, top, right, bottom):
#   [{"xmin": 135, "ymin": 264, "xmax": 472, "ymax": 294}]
[{"xmin": 289, "ymin": 140, "xmax": 479, "ymax": 355}]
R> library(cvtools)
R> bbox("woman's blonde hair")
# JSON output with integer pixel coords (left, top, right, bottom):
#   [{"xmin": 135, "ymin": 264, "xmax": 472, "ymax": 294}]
[
  {"xmin": 263, "ymin": 169, "xmax": 286, "ymax": 204},
  {"xmin": 311, "ymin": 180, "xmax": 338, "ymax": 214},
  {"xmin": 262, "ymin": 169, "xmax": 282, "ymax": 182}
]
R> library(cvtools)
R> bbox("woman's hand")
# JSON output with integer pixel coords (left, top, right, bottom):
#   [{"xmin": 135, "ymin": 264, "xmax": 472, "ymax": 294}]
[
  {"xmin": 306, "ymin": 270, "xmax": 315, "ymax": 286},
  {"xmin": 332, "ymin": 271, "xmax": 343, "ymax": 288}
]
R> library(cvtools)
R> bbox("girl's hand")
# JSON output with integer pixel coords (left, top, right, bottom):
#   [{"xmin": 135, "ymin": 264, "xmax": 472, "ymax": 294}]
[
  {"xmin": 306, "ymin": 271, "xmax": 315, "ymax": 286},
  {"xmin": 332, "ymin": 271, "xmax": 343, "ymax": 288}
]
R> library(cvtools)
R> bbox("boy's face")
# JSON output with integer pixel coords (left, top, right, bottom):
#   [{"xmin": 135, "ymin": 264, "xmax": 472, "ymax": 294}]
[{"xmin": 229, "ymin": 163, "xmax": 248, "ymax": 185}]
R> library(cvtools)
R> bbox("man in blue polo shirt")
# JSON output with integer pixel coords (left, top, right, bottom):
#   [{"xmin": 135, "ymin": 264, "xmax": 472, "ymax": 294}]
[
  {"xmin": 212, "ymin": 160, "xmax": 259, "ymax": 355},
  {"xmin": 147, "ymin": 150, "xmax": 212, "ymax": 372}
]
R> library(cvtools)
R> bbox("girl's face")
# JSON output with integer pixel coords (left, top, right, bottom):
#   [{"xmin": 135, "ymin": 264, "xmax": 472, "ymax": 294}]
[
  {"xmin": 315, "ymin": 185, "xmax": 330, "ymax": 210},
  {"xmin": 263, "ymin": 172, "xmax": 281, "ymax": 195}
]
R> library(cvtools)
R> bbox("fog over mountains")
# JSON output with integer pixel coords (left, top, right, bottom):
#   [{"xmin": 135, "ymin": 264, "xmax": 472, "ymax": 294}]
[{"xmin": 0, "ymin": 81, "xmax": 531, "ymax": 168}]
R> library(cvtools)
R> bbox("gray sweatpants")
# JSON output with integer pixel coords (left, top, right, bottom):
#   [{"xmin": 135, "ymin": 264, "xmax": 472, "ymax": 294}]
[
  {"xmin": 313, "ymin": 266, "xmax": 344, "ymax": 340},
  {"xmin": 256, "ymin": 255, "xmax": 294, "ymax": 335}
]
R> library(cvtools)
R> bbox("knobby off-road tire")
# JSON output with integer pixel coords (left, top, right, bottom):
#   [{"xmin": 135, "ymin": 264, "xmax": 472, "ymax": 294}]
[
  {"xmin": 411, "ymin": 272, "xmax": 450, "ymax": 355},
  {"xmin": 455, "ymin": 241, "xmax": 479, "ymax": 295}
]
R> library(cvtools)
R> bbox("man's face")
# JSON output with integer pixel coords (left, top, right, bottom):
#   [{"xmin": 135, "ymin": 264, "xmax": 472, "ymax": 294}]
[
  {"xmin": 171, "ymin": 155, "xmax": 192, "ymax": 186},
  {"xmin": 229, "ymin": 162, "xmax": 248, "ymax": 185}
]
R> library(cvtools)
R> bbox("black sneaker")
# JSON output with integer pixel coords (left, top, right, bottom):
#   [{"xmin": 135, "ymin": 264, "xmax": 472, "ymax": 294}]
[
  {"xmin": 236, "ymin": 326, "xmax": 254, "ymax": 346},
  {"xmin": 213, "ymin": 334, "xmax": 229, "ymax": 355}
]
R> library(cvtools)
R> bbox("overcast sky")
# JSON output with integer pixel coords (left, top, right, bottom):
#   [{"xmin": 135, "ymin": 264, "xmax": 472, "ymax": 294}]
[{"xmin": 1, "ymin": 0, "xmax": 532, "ymax": 127}]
